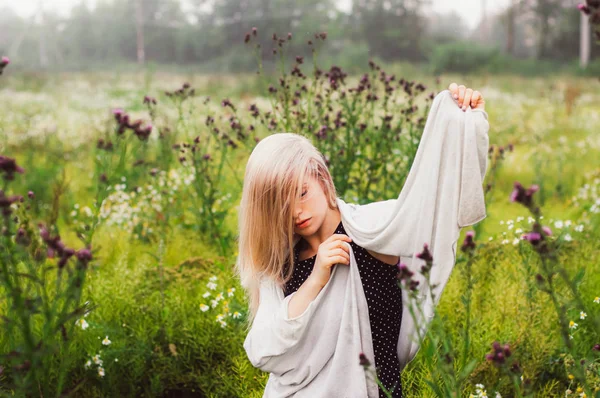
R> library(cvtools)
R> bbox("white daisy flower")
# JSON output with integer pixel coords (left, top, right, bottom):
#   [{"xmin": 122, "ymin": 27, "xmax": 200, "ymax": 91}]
[
  {"xmin": 206, "ymin": 281, "xmax": 217, "ymax": 290},
  {"xmin": 98, "ymin": 367, "xmax": 105, "ymax": 377},
  {"xmin": 554, "ymin": 220, "xmax": 563, "ymax": 229},
  {"xmin": 569, "ymin": 321, "xmax": 578, "ymax": 330},
  {"xmin": 102, "ymin": 336, "xmax": 111, "ymax": 346},
  {"xmin": 202, "ymin": 292, "xmax": 211, "ymax": 298},
  {"xmin": 580, "ymin": 311, "xmax": 587, "ymax": 319},
  {"xmin": 76, "ymin": 319, "xmax": 89, "ymax": 330},
  {"xmin": 563, "ymin": 234, "xmax": 572, "ymax": 241},
  {"xmin": 232, "ymin": 311, "xmax": 241, "ymax": 319},
  {"xmin": 200, "ymin": 304, "xmax": 209, "ymax": 312}
]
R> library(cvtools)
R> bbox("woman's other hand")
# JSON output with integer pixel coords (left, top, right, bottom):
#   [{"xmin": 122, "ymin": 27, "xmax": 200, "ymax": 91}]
[
  {"xmin": 448, "ymin": 82, "xmax": 485, "ymax": 112},
  {"xmin": 308, "ymin": 234, "xmax": 352, "ymax": 289}
]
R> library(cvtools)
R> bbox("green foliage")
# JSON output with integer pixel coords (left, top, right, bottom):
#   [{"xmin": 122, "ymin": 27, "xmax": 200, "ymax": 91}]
[{"xmin": 1, "ymin": 51, "xmax": 600, "ymax": 396}]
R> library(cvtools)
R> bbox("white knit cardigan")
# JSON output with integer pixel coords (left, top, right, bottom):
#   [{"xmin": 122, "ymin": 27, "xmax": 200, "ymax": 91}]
[{"xmin": 243, "ymin": 90, "xmax": 490, "ymax": 397}]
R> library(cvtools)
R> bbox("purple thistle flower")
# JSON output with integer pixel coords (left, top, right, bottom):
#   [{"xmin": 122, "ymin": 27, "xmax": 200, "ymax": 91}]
[
  {"xmin": 593, "ymin": 344, "xmax": 600, "ymax": 351},
  {"xmin": 542, "ymin": 226, "xmax": 552, "ymax": 236},
  {"xmin": 416, "ymin": 243, "xmax": 433, "ymax": 263},
  {"xmin": 461, "ymin": 230, "xmax": 476, "ymax": 253},
  {"xmin": 510, "ymin": 181, "xmax": 539, "ymax": 208},
  {"xmin": 358, "ymin": 352, "xmax": 371, "ymax": 368},
  {"xmin": 578, "ymin": 3, "xmax": 591, "ymax": 13},
  {"xmin": 252, "ymin": 27, "xmax": 257, "ymax": 36},
  {"xmin": 486, "ymin": 341, "xmax": 512, "ymax": 366},
  {"xmin": 27, "ymin": 191, "xmax": 34, "ymax": 199},
  {"xmin": 524, "ymin": 232, "xmax": 541, "ymax": 244},
  {"xmin": 0, "ymin": 156, "xmax": 25, "ymax": 181}
]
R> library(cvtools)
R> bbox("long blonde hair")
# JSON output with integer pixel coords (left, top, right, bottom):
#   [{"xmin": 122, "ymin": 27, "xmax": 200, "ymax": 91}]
[{"xmin": 235, "ymin": 132, "xmax": 338, "ymax": 329}]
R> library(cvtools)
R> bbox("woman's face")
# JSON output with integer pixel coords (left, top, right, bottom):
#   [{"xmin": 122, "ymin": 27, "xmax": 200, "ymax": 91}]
[{"xmin": 293, "ymin": 175, "xmax": 329, "ymax": 236}]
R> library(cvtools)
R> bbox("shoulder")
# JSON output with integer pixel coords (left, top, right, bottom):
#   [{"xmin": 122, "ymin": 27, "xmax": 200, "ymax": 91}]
[{"xmin": 365, "ymin": 249, "xmax": 399, "ymax": 266}]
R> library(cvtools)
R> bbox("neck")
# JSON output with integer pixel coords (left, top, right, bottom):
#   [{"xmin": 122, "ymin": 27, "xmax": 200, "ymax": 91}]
[{"xmin": 301, "ymin": 207, "xmax": 341, "ymax": 255}]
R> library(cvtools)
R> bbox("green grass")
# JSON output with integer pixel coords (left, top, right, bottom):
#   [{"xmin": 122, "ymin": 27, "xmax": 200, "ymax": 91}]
[{"xmin": 0, "ymin": 68, "xmax": 599, "ymax": 397}]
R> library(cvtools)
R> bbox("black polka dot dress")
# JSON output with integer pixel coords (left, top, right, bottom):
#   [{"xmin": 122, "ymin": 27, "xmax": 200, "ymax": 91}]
[{"xmin": 283, "ymin": 220, "xmax": 404, "ymax": 398}]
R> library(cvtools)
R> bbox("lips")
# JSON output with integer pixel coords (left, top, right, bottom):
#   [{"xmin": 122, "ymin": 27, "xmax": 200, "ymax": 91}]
[{"xmin": 296, "ymin": 218, "xmax": 311, "ymax": 227}]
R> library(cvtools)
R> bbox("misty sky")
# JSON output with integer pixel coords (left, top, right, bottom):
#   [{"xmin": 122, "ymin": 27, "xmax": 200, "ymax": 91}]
[{"xmin": 1, "ymin": 0, "xmax": 511, "ymax": 30}]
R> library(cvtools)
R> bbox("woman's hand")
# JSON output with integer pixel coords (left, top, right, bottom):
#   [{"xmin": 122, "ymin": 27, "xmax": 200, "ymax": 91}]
[
  {"xmin": 448, "ymin": 83, "xmax": 485, "ymax": 112},
  {"xmin": 308, "ymin": 234, "xmax": 352, "ymax": 289}
]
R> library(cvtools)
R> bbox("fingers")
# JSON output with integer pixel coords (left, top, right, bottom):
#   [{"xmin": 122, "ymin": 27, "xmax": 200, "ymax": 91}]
[
  {"xmin": 458, "ymin": 85, "xmax": 466, "ymax": 107},
  {"xmin": 328, "ymin": 234, "xmax": 352, "ymax": 243},
  {"xmin": 471, "ymin": 90, "xmax": 483, "ymax": 109},
  {"xmin": 461, "ymin": 88, "xmax": 473, "ymax": 111},
  {"xmin": 330, "ymin": 248, "xmax": 350, "ymax": 263},
  {"xmin": 448, "ymin": 82, "xmax": 458, "ymax": 99}
]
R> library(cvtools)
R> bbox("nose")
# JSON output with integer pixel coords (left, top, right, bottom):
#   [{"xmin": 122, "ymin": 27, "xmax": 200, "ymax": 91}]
[{"xmin": 294, "ymin": 204, "xmax": 303, "ymax": 220}]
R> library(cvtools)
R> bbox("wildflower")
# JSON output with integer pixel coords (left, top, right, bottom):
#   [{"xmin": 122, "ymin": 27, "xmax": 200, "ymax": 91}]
[
  {"xmin": 216, "ymin": 314, "xmax": 225, "ymax": 322},
  {"xmin": 84, "ymin": 359, "xmax": 92, "ymax": 369},
  {"xmin": 359, "ymin": 352, "xmax": 371, "ymax": 368},
  {"xmin": 200, "ymin": 304, "xmax": 209, "ymax": 312},
  {"xmin": 232, "ymin": 311, "xmax": 241, "ymax": 319},
  {"xmin": 416, "ymin": 243, "xmax": 433, "ymax": 274},
  {"xmin": 98, "ymin": 367, "xmax": 105, "ymax": 377},
  {"xmin": 209, "ymin": 275, "xmax": 217, "ymax": 282},
  {"xmin": 215, "ymin": 292, "xmax": 224, "ymax": 301},
  {"xmin": 564, "ymin": 234, "xmax": 572, "ymax": 241},
  {"xmin": 206, "ymin": 281, "xmax": 217, "ymax": 290},
  {"xmin": 227, "ymin": 287, "xmax": 236, "ymax": 297},
  {"xmin": 594, "ymin": 297, "xmax": 600, "ymax": 304},
  {"xmin": 210, "ymin": 299, "xmax": 218, "ymax": 308},
  {"xmin": 569, "ymin": 321, "xmax": 578, "ymax": 330},
  {"xmin": 92, "ymin": 354, "xmax": 103, "ymax": 366},
  {"xmin": 542, "ymin": 226, "xmax": 552, "ymax": 236},
  {"xmin": 568, "ymin": 374, "xmax": 575, "ymax": 380},
  {"xmin": 485, "ymin": 341, "xmax": 511, "ymax": 366},
  {"xmin": 593, "ymin": 344, "xmax": 600, "ymax": 351},
  {"xmin": 510, "ymin": 181, "xmax": 539, "ymax": 208},
  {"xmin": 202, "ymin": 292, "xmax": 210, "ymax": 298},
  {"xmin": 578, "ymin": 3, "xmax": 591, "ymax": 14},
  {"xmin": 102, "ymin": 336, "xmax": 111, "ymax": 346},
  {"xmin": 0, "ymin": 155, "xmax": 25, "ymax": 180},
  {"xmin": 580, "ymin": 311, "xmax": 587, "ymax": 319},
  {"xmin": 0, "ymin": 56, "xmax": 9, "ymax": 66},
  {"xmin": 461, "ymin": 230, "xmax": 476, "ymax": 253},
  {"xmin": 554, "ymin": 220, "xmax": 564, "ymax": 229},
  {"xmin": 76, "ymin": 319, "xmax": 89, "ymax": 330}
]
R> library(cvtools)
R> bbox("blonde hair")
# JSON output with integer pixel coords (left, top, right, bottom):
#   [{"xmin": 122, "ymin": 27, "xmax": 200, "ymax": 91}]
[{"xmin": 235, "ymin": 132, "xmax": 338, "ymax": 329}]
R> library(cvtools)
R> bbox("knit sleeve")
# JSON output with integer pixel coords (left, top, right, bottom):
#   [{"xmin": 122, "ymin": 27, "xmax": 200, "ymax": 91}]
[{"xmin": 243, "ymin": 278, "xmax": 319, "ymax": 375}]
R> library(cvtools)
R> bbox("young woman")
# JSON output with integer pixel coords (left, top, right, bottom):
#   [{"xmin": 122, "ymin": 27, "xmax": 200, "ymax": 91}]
[{"xmin": 236, "ymin": 83, "xmax": 486, "ymax": 397}]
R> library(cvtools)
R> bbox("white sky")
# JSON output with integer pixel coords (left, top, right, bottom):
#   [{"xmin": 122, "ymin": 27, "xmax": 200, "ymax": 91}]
[{"xmin": 1, "ymin": 0, "xmax": 510, "ymax": 30}]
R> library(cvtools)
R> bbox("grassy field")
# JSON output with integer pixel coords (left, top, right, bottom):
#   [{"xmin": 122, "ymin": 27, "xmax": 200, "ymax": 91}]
[{"xmin": 0, "ymin": 64, "xmax": 599, "ymax": 397}]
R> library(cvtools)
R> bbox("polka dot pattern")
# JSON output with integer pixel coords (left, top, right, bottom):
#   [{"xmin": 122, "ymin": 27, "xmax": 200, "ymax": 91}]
[{"xmin": 283, "ymin": 220, "xmax": 404, "ymax": 397}]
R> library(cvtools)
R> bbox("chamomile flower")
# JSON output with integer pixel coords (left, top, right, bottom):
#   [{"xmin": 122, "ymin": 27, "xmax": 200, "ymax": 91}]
[
  {"xmin": 206, "ymin": 281, "xmax": 217, "ymax": 290},
  {"xmin": 580, "ymin": 311, "xmax": 587, "ymax": 320},
  {"xmin": 227, "ymin": 287, "xmax": 236, "ymax": 297},
  {"xmin": 202, "ymin": 292, "xmax": 211, "ymax": 298},
  {"xmin": 92, "ymin": 354, "xmax": 103, "ymax": 366},
  {"xmin": 76, "ymin": 318, "xmax": 89, "ymax": 330},
  {"xmin": 200, "ymin": 304, "xmax": 209, "ymax": 312},
  {"xmin": 569, "ymin": 321, "xmax": 578, "ymax": 330},
  {"xmin": 102, "ymin": 336, "xmax": 111, "ymax": 346},
  {"xmin": 594, "ymin": 297, "xmax": 599, "ymax": 304},
  {"xmin": 98, "ymin": 367, "xmax": 105, "ymax": 377},
  {"xmin": 232, "ymin": 311, "xmax": 241, "ymax": 319}
]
